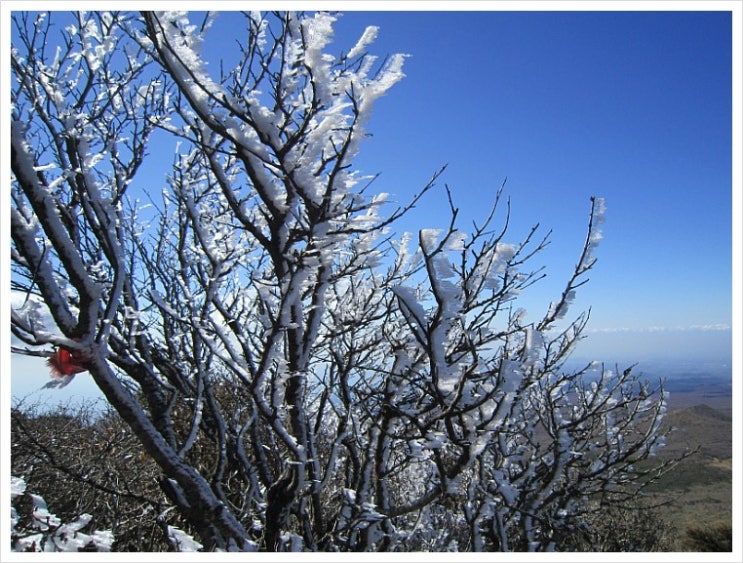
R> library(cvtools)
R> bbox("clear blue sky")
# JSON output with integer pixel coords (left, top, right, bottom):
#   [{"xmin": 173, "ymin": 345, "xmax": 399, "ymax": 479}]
[{"xmin": 7, "ymin": 7, "xmax": 737, "ymax": 406}]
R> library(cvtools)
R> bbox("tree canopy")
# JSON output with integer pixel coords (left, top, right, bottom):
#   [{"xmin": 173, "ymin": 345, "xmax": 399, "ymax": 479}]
[{"xmin": 10, "ymin": 11, "xmax": 677, "ymax": 552}]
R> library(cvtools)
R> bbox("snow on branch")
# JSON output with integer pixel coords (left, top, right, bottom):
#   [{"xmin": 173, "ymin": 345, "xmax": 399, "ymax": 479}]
[
  {"xmin": 11, "ymin": 476, "xmax": 114, "ymax": 552},
  {"xmin": 541, "ymin": 196, "xmax": 606, "ymax": 329}
]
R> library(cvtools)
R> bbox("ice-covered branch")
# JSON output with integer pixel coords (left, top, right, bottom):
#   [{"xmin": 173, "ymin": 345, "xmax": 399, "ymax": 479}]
[{"xmin": 540, "ymin": 197, "xmax": 606, "ymax": 330}]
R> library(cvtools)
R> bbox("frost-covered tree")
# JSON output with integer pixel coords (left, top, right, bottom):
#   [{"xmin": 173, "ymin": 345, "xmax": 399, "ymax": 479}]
[
  {"xmin": 11, "ymin": 475, "xmax": 114, "ymax": 552},
  {"xmin": 10, "ymin": 11, "xmax": 679, "ymax": 552}
]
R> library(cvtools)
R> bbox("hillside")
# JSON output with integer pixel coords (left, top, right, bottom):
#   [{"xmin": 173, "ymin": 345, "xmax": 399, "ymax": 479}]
[
  {"xmin": 644, "ymin": 399, "xmax": 732, "ymax": 548},
  {"xmin": 662, "ymin": 402, "xmax": 732, "ymax": 459}
]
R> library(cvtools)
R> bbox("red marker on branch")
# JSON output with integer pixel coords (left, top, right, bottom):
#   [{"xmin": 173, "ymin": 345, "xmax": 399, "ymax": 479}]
[{"xmin": 46, "ymin": 348, "xmax": 89, "ymax": 381}]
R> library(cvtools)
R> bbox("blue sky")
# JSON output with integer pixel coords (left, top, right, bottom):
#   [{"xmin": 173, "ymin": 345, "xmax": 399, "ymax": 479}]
[{"xmin": 6, "ymin": 6, "xmax": 738, "ymax": 405}]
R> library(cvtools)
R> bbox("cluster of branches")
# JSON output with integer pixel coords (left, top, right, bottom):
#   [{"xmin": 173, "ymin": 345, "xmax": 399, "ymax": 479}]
[
  {"xmin": 10, "ymin": 11, "xmax": 685, "ymax": 552},
  {"xmin": 11, "ymin": 403, "xmax": 167, "ymax": 551},
  {"xmin": 11, "ymin": 472, "xmax": 114, "ymax": 553},
  {"xmin": 10, "ymin": 402, "xmax": 678, "ymax": 552}
]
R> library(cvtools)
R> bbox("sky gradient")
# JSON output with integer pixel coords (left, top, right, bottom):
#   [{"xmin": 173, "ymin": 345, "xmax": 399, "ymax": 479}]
[{"xmin": 6, "ymin": 5, "xmax": 738, "ymax": 405}]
